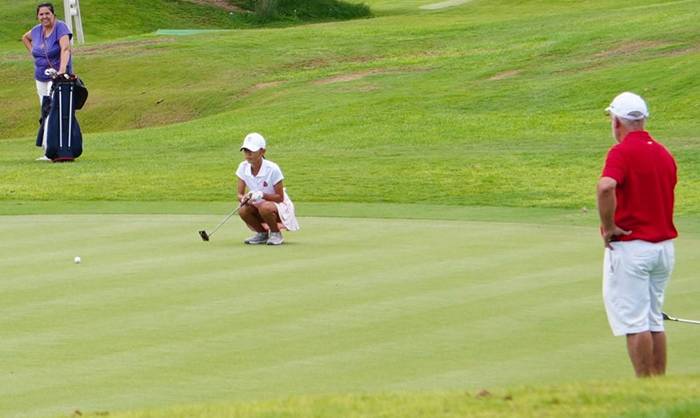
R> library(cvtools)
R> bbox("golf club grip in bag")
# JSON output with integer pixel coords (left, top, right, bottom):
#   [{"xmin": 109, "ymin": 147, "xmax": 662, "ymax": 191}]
[{"xmin": 43, "ymin": 77, "xmax": 83, "ymax": 162}]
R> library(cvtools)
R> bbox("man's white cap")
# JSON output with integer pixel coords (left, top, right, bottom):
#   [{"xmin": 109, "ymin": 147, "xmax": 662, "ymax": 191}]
[
  {"xmin": 240, "ymin": 132, "xmax": 266, "ymax": 151},
  {"xmin": 606, "ymin": 92, "xmax": 649, "ymax": 120}
]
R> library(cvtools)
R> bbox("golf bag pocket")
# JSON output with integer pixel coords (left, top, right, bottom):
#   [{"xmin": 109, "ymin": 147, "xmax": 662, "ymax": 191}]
[{"xmin": 73, "ymin": 77, "xmax": 88, "ymax": 110}]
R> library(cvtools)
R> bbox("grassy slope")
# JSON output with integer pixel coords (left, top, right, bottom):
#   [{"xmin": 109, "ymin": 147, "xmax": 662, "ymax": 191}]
[
  {"xmin": 0, "ymin": 0, "xmax": 249, "ymax": 46},
  {"xmin": 0, "ymin": 209, "xmax": 698, "ymax": 418},
  {"xmin": 0, "ymin": 0, "xmax": 698, "ymax": 211}
]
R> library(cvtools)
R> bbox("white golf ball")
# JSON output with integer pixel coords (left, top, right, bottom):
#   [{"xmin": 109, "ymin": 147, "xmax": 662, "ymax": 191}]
[{"xmin": 74, "ymin": 256, "xmax": 81, "ymax": 264}]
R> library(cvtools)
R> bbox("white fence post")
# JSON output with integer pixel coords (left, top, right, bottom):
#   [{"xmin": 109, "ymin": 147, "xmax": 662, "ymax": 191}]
[{"xmin": 63, "ymin": 0, "xmax": 85, "ymax": 44}]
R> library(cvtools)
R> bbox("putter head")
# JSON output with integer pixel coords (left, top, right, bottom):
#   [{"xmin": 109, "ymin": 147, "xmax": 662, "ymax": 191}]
[{"xmin": 198, "ymin": 230, "xmax": 210, "ymax": 241}]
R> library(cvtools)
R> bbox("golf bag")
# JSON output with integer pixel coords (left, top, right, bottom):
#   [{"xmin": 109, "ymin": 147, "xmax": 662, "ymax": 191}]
[{"xmin": 36, "ymin": 75, "xmax": 87, "ymax": 162}]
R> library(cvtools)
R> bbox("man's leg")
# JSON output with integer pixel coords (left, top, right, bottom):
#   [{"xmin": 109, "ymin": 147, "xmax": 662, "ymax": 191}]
[
  {"xmin": 239, "ymin": 205, "xmax": 266, "ymax": 232},
  {"xmin": 648, "ymin": 241, "xmax": 674, "ymax": 377},
  {"xmin": 626, "ymin": 331, "xmax": 654, "ymax": 377},
  {"xmin": 651, "ymin": 331, "xmax": 667, "ymax": 375}
]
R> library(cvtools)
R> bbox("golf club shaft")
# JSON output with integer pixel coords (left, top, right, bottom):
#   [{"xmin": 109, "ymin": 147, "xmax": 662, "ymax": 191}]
[
  {"xmin": 207, "ymin": 206, "xmax": 241, "ymax": 238},
  {"xmin": 59, "ymin": 87, "xmax": 63, "ymax": 148},
  {"xmin": 663, "ymin": 312, "xmax": 700, "ymax": 325},
  {"xmin": 667, "ymin": 316, "xmax": 700, "ymax": 325},
  {"xmin": 68, "ymin": 85, "xmax": 73, "ymax": 148},
  {"xmin": 206, "ymin": 198, "xmax": 249, "ymax": 238}
]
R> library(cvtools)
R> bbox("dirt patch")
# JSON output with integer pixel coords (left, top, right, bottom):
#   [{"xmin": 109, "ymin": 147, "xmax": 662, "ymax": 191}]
[
  {"xmin": 555, "ymin": 41, "xmax": 695, "ymax": 75},
  {"xmin": 285, "ymin": 55, "xmax": 380, "ymax": 71},
  {"xmin": 136, "ymin": 106, "xmax": 197, "ymax": 129},
  {"xmin": 488, "ymin": 70, "xmax": 520, "ymax": 80},
  {"xmin": 594, "ymin": 40, "xmax": 670, "ymax": 58},
  {"xmin": 251, "ymin": 81, "xmax": 284, "ymax": 91},
  {"xmin": 348, "ymin": 84, "xmax": 380, "ymax": 92},
  {"xmin": 313, "ymin": 67, "xmax": 430, "ymax": 85},
  {"xmin": 314, "ymin": 70, "xmax": 392, "ymax": 85},
  {"xmin": 657, "ymin": 44, "xmax": 700, "ymax": 57},
  {"xmin": 234, "ymin": 80, "xmax": 286, "ymax": 100},
  {"xmin": 420, "ymin": 0, "xmax": 472, "ymax": 10},
  {"xmin": 183, "ymin": 0, "xmax": 246, "ymax": 12},
  {"xmin": 74, "ymin": 38, "xmax": 175, "ymax": 57}
]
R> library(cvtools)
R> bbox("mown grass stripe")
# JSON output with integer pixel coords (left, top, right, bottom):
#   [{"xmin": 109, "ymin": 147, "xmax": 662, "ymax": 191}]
[{"xmin": 2, "ymin": 212, "xmax": 699, "ymax": 417}]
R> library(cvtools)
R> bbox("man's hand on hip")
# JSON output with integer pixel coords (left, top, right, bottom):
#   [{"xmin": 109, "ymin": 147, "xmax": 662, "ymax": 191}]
[{"xmin": 600, "ymin": 225, "xmax": 632, "ymax": 249}]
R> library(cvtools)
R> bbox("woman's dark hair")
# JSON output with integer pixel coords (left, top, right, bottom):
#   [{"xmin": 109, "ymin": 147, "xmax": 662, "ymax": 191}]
[{"xmin": 36, "ymin": 3, "xmax": 55, "ymax": 16}]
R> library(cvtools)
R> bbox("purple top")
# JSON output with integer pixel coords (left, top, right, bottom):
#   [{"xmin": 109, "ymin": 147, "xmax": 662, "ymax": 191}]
[{"xmin": 31, "ymin": 21, "xmax": 73, "ymax": 82}]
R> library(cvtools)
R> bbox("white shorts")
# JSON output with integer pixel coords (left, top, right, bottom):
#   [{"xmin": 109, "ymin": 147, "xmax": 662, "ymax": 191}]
[
  {"xmin": 36, "ymin": 80, "xmax": 53, "ymax": 151},
  {"xmin": 603, "ymin": 239, "xmax": 675, "ymax": 336},
  {"xmin": 36, "ymin": 80, "xmax": 52, "ymax": 104}
]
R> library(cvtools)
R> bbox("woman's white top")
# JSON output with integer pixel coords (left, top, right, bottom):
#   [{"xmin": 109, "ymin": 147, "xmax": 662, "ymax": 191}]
[
  {"xmin": 236, "ymin": 159, "xmax": 300, "ymax": 231},
  {"xmin": 236, "ymin": 159, "xmax": 284, "ymax": 193}
]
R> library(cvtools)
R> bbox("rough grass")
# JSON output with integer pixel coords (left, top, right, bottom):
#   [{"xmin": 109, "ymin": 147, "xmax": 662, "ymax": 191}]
[{"xmin": 60, "ymin": 376, "xmax": 700, "ymax": 418}]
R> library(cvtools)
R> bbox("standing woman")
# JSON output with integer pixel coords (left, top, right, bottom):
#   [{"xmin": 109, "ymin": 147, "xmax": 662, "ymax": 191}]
[{"xmin": 22, "ymin": 3, "xmax": 73, "ymax": 160}]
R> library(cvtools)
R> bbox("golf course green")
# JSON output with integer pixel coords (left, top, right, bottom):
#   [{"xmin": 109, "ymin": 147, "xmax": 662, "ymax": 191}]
[{"xmin": 1, "ymin": 0, "xmax": 699, "ymax": 417}]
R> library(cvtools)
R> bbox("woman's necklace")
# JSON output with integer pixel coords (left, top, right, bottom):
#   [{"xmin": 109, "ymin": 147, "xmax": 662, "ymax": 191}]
[
  {"xmin": 42, "ymin": 23, "xmax": 54, "ymax": 39},
  {"xmin": 41, "ymin": 23, "xmax": 57, "ymax": 68}
]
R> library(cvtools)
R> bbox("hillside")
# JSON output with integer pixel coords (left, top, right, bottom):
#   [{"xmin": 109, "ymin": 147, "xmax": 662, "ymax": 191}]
[
  {"xmin": 0, "ymin": 0, "xmax": 698, "ymax": 211},
  {"xmin": 0, "ymin": 0, "xmax": 246, "ymax": 47}
]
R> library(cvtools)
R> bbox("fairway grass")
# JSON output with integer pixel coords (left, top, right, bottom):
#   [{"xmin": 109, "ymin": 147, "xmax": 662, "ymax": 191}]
[{"xmin": 2, "ymin": 208, "xmax": 699, "ymax": 417}]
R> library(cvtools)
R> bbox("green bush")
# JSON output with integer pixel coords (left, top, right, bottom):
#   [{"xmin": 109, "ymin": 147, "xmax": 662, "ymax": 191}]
[
  {"xmin": 254, "ymin": 0, "xmax": 278, "ymax": 18},
  {"xmin": 233, "ymin": 0, "xmax": 371, "ymax": 21}
]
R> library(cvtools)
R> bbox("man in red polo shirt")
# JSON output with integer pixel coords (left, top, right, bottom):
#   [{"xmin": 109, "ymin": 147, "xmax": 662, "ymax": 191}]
[{"xmin": 597, "ymin": 92, "xmax": 678, "ymax": 377}]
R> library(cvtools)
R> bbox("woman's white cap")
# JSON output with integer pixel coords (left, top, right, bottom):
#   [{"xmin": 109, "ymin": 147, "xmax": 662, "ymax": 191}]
[
  {"xmin": 240, "ymin": 132, "xmax": 266, "ymax": 151},
  {"xmin": 605, "ymin": 92, "xmax": 649, "ymax": 120}
]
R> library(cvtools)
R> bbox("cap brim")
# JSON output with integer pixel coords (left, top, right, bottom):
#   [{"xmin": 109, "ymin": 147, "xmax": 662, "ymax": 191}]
[
  {"xmin": 606, "ymin": 110, "xmax": 647, "ymax": 121},
  {"xmin": 605, "ymin": 107, "xmax": 626, "ymax": 118}
]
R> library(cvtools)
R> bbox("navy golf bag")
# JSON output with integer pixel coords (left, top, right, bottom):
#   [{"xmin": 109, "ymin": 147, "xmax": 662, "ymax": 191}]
[{"xmin": 36, "ymin": 75, "xmax": 87, "ymax": 162}]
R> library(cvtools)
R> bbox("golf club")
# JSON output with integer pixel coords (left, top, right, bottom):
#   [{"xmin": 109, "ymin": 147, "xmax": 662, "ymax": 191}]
[
  {"xmin": 198, "ymin": 198, "xmax": 249, "ymax": 241},
  {"xmin": 662, "ymin": 312, "xmax": 700, "ymax": 325}
]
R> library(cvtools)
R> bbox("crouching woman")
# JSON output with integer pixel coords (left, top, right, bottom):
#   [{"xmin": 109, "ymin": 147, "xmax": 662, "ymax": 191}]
[{"xmin": 236, "ymin": 133, "xmax": 299, "ymax": 245}]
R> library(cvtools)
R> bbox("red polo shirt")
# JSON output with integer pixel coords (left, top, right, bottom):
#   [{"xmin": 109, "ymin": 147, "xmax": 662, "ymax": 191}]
[{"xmin": 602, "ymin": 130, "xmax": 677, "ymax": 242}]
